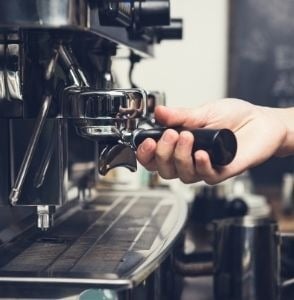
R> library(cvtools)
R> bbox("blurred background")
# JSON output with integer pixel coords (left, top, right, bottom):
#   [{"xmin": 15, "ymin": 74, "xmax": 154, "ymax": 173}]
[{"xmin": 113, "ymin": 0, "xmax": 228, "ymax": 107}]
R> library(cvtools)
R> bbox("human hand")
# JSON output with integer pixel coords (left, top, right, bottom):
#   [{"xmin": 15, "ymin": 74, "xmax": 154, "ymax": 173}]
[{"xmin": 136, "ymin": 99, "xmax": 287, "ymax": 184}]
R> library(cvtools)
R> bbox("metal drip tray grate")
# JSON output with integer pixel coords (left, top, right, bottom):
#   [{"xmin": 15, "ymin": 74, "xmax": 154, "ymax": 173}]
[{"xmin": 0, "ymin": 190, "xmax": 187, "ymax": 292}]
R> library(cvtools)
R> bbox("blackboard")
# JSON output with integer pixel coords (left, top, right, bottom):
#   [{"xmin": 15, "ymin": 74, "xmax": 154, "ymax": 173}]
[{"xmin": 228, "ymin": 0, "xmax": 294, "ymax": 186}]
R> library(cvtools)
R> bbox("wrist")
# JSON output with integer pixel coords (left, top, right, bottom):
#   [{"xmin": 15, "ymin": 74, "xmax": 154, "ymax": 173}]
[{"xmin": 268, "ymin": 107, "xmax": 294, "ymax": 156}]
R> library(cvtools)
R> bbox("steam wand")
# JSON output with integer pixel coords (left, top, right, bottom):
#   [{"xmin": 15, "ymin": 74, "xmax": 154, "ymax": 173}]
[{"xmin": 9, "ymin": 48, "xmax": 59, "ymax": 230}]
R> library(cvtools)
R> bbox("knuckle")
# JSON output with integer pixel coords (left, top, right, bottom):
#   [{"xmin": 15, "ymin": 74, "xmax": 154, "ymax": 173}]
[
  {"xmin": 137, "ymin": 153, "xmax": 153, "ymax": 166},
  {"xmin": 155, "ymin": 152, "xmax": 171, "ymax": 163},
  {"xmin": 180, "ymin": 177, "xmax": 195, "ymax": 184},
  {"xmin": 179, "ymin": 171, "xmax": 198, "ymax": 184},
  {"xmin": 145, "ymin": 165, "xmax": 157, "ymax": 172},
  {"xmin": 174, "ymin": 153, "xmax": 185, "ymax": 163},
  {"xmin": 174, "ymin": 153, "xmax": 192, "ymax": 167},
  {"xmin": 158, "ymin": 171, "xmax": 177, "ymax": 180},
  {"xmin": 204, "ymin": 177, "xmax": 220, "ymax": 185},
  {"xmin": 137, "ymin": 157, "xmax": 147, "ymax": 165},
  {"xmin": 138, "ymin": 157, "xmax": 151, "ymax": 166}
]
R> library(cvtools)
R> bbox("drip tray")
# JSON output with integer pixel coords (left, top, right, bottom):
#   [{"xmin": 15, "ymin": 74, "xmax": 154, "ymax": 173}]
[{"xmin": 0, "ymin": 190, "xmax": 187, "ymax": 296}]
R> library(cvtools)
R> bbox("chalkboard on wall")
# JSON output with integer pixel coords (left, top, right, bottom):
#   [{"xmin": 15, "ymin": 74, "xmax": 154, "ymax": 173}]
[{"xmin": 228, "ymin": 0, "xmax": 294, "ymax": 186}]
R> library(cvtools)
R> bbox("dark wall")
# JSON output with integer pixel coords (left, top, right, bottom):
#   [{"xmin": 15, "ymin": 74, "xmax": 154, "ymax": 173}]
[{"xmin": 228, "ymin": 0, "xmax": 294, "ymax": 186}]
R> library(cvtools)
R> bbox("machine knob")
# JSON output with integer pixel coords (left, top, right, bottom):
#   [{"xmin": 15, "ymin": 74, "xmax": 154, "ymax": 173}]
[
  {"xmin": 98, "ymin": 0, "xmax": 170, "ymax": 27},
  {"xmin": 134, "ymin": 0, "xmax": 170, "ymax": 27},
  {"xmin": 154, "ymin": 18, "xmax": 183, "ymax": 42},
  {"xmin": 98, "ymin": 1, "xmax": 133, "ymax": 27}
]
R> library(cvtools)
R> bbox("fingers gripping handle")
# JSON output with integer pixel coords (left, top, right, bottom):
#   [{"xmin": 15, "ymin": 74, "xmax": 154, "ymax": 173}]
[{"xmin": 133, "ymin": 128, "xmax": 237, "ymax": 166}]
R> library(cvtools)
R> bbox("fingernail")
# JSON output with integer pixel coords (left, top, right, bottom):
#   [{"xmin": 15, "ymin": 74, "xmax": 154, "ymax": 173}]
[
  {"xmin": 162, "ymin": 130, "xmax": 174, "ymax": 144},
  {"xmin": 179, "ymin": 131, "xmax": 193, "ymax": 147},
  {"xmin": 195, "ymin": 151, "xmax": 204, "ymax": 164},
  {"xmin": 140, "ymin": 141, "xmax": 152, "ymax": 152},
  {"xmin": 178, "ymin": 132, "xmax": 188, "ymax": 146}
]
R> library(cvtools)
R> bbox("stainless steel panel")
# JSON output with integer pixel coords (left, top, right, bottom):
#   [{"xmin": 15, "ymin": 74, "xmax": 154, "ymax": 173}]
[{"xmin": 11, "ymin": 119, "xmax": 68, "ymax": 206}]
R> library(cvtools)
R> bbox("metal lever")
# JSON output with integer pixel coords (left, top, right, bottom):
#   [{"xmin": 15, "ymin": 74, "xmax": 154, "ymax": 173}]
[
  {"xmin": 9, "ymin": 49, "xmax": 59, "ymax": 205},
  {"xmin": 9, "ymin": 95, "xmax": 52, "ymax": 205},
  {"xmin": 133, "ymin": 128, "xmax": 237, "ymax": 166}
]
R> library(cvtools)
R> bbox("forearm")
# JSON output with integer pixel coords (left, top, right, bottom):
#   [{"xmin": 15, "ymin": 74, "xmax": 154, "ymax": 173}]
[{"xmin": 270, "ymin": 107, "xmax": 294, "ymax": 156}]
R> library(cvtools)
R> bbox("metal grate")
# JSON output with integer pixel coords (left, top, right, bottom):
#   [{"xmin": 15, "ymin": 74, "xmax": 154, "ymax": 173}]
[{"xmin": 0, "ymin": 194, "xmax": 172, "ymax": 277}]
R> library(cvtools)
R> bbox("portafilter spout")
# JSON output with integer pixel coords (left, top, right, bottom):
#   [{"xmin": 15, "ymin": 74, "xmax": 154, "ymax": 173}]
[{"xmin": 62, "ymin": 88, "xmax": 147, "ymax": 174}]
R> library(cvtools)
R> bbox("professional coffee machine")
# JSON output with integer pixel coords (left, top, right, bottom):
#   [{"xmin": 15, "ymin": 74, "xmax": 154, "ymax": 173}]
[{"xmin": 0, "ymin": 1, "xmax": 237, "ymax": 299}]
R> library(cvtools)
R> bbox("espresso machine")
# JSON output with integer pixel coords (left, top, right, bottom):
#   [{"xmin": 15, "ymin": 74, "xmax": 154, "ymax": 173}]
[{"xmin": 0, "ymin": 1, "xmax": 238, "ymax": 299}]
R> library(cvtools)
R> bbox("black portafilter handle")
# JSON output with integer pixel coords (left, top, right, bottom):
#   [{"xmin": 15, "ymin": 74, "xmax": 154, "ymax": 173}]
[{"xmin": 133, "ymin": 128, "xmax": 237, "ymax": 166}]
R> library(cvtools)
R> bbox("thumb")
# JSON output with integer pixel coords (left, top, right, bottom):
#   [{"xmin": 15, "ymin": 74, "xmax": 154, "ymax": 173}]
[{"xmin": 155, "ymin": 105, "xmax": 209, "ymax": 128}]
